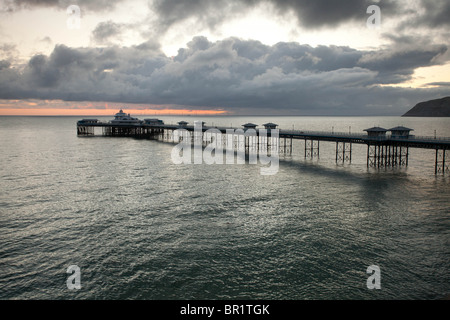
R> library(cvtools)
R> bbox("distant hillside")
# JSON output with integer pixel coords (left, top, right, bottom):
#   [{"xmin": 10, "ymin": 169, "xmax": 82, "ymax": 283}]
[{"xmin": 403, "ymin": 96, "xmax": 450, "ymax": 117}]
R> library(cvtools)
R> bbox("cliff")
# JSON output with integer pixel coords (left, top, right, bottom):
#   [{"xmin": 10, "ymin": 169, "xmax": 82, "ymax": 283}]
[{"xmin": 402, "ymin": 96, "xmax": 450, "ymax": 117}]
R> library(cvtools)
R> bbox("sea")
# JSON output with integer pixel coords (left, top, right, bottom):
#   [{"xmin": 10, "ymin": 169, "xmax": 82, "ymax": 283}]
[{"xmin": 0, "ymin": 115, "xmax": 449, "ymax": 300}]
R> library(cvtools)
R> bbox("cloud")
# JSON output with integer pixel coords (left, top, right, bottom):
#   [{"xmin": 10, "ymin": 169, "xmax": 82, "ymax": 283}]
[
  {"xmin": 92, "ymin": 20, "xmax": 125, "ymax": 44},
  {"xmin": 358, "ymin": 44, "xmax": 448, "ymax": 84},
  {"xmin": 390, "ymin": 0, "xmax": 450, "ymax": 46},
  {"xmin": 0, "ymin": 36, "xmax": 449, "ymax": 115},
  {"xmin": 150, "ymin": 0, "xmax": 400, "ymax": 32},
  {"xmin": 266, "ymin": 0, "xmax": 399, "ymax": 29},
  {"xmin": 40, "ymin": 36, "xmax": 52, "ymax": 44},
  {"xmin": 417, "ymin": 0, "xmax": 450, "ymax": 27},
  {"xmin": 146, "ymin": 0, "xmax": 448, "ymax": 61},
  {"xmin": 0, "ymin": 43, "xmax": 19, "ymax": 61},
  {"xmin": 151, "ymin": 0, "xmax": 245, "ymax": 32},
  {"xmin": 426, "ymin": 82, "xmax": 450, "ymax": 87},
  {"xmin": 1, "ymin": 0, "xmax": 126, "ymax": 12}
]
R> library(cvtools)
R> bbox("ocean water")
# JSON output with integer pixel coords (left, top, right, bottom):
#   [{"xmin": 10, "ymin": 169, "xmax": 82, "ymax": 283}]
[{"xmin": 0, "ymin": 115, "xmax": 449, "ymax": 300}]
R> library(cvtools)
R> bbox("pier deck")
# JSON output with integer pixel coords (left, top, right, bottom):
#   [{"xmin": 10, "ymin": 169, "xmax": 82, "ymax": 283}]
[{"xmin": 77, "ymin": 119, "xmax": 450, "ymax": 174}]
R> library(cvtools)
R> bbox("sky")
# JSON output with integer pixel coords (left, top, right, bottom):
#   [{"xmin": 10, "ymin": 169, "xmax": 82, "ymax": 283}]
[{"xmin": 0, "ymin": 0, "xmax": 449, "ymax": 116}]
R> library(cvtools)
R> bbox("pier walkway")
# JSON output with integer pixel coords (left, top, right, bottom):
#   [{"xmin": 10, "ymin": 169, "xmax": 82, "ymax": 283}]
[{"xmin": 77, "ymin": 116, "xmax": 450, "ymax": 174}]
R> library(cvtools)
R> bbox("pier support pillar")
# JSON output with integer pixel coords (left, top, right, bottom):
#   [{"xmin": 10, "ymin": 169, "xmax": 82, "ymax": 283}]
[
  {"xmin": 77, "ymin": 125, "xmax": 94, "ymax": 135},
  {"xmin": 367, "ymin": 143, "xmax": 408, "ymax": 168},
  {"xmin": 435, "ymin": 149, "xmax": 449, "ymax": 174},
  {"xmin": 305, "ymin": 139, "xmax": 319, "ymax": 159},
  {"xmin": 336, "ymin": 142, "xmax": 352, "ymax": 163},
  {"xmin": 279, "ymin": 136, "xmax": 293, "ymax": 156}
]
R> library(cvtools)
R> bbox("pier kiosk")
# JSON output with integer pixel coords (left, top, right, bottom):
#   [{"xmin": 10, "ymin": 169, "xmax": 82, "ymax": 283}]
[
  {"xmin": 242, "ymin": 123, "xmax": 257, "ymax": 131},
  {"xmin": 366, "ymin": 126, "xmax": 411, "ymax": 168},
  {"xmin": 364, "ymin": 127, "xmax": 388, "ymax": 138},
  {"xmin": 263, "ymin": 123, "xmax": 278, "ymax": 130},
  {"xmin": 389, "ymin": 126, "xmax": 413, "ymax": 138}
]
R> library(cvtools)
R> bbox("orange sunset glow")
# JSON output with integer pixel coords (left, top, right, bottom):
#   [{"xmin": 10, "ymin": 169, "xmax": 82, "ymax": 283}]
[
  {"xmin": 0, "ymin": 108, "xmax": 229, "ymax": 116},
  {"xmin": 0, "ymin": 100, "xmax": 229, "ymax": 116}
]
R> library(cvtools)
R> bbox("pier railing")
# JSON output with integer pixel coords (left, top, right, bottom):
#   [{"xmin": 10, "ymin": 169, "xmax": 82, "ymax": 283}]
[{"xmin": 279, "ymin": 129, "xmax": 450, "ymax": 144}]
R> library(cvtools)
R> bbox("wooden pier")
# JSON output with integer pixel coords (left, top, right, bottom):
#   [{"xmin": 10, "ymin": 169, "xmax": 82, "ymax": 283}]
[{"xmin": 77, "ymin": 118, "xmax": 450, "ymax": 174}]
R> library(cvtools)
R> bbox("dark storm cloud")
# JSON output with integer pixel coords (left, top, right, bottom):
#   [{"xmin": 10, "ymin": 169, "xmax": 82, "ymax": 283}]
[
  {"xmin": 151, "ymin": 0, "xmax": 399, "ymax": 31},
  {"xmin": 266, "ymin": 0, "xmax": 399, "ymax": 29},
  {"xmin": 417, "ymin": 0, "xmax": 450, "ymax": 27},
  {"xmin": 1, "ymin": 37, "xmax": 448, "ymax": 115},
  {"xmin": 149, "ymin": 0, "xmax": 447, "ymax": 58},
  {"xmin": 150, "ymin": 0, "xmax": 448, "ymax": 32},
  {"xmin": 3, "ymin": 0, "xmax": 447, "ymax": 32},
  {"xmin": 358, "ymin": 44, "xmax": 448, "ymax": 84}
]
